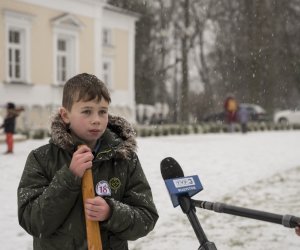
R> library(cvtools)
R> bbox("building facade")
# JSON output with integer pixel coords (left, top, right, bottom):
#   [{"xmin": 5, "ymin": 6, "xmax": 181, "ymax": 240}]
[{"xmin": 0, "ymin": 0, "xmax": 138, "ymax": 133}]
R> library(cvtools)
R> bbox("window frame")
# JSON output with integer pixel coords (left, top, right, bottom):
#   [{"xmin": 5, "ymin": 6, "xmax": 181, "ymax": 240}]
[
  {"xmin": 102, "ymin": 57, "xmax": 114, "ymax": 90},
  {"xmin": 52, "ymin": 14, "xmax": 82, "ymax": 85},
  {"xmin": 102, "ymin": 28, "xmax": 113, "ymax": 46},
  {"xmin": 53, "ymin": 29, "xmax": 78, "ymax": 85},
  {"xmin": 4, "ymin": 10, "xmax": 32, "ymax": 84}
]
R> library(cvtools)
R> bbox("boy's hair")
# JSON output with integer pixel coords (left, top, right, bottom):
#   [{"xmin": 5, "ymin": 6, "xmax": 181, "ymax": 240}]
[{"xmin": 62, "ymin": 73, "xmax": 111, "ymax": 111}]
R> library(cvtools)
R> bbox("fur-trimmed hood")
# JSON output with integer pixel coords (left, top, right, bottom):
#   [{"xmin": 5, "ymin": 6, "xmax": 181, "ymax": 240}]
[{"xmin": 50, "ymin": 113, "xmax": 137, "ymax": 159}]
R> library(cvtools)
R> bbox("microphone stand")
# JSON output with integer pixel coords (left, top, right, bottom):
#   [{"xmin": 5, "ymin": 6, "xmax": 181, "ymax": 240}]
[
  {"xmin": 191, "ymin": 199, "xmax": 300, "ymax": 228},
  {"xmin": 179, "ymin": 196, "xmax": 217, "ymax": 250}
]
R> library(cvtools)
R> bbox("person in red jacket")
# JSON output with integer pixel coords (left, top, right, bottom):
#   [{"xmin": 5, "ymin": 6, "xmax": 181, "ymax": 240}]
[
  {"xmin": 296, "ymin": 225, "xmax": 300, "ymax": 236},
  {"xmin": 0, "ymin": 102, "xmax": 24, "ymax": 154},
  {"xmin": 223, "ymin": 95, "xmax": 238, "ymax": 132}
]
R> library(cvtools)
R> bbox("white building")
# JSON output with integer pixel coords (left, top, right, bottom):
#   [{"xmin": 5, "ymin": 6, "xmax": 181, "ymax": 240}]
[{"xmin": 0, "ymin": 0, "xmax": 138, "ymax": 132}]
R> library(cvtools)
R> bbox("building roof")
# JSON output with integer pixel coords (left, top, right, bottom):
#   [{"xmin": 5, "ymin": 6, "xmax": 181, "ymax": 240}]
[{"xmin": 104, "ymin": 4, "xmax": 141, "ymax": 20}]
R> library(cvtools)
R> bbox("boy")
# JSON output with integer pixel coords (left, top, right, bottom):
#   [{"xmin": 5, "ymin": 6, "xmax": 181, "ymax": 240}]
[
  {"xmin": 0, "ymin": 102, "xmax": 24, "ymax": 154},
  {"xmin": 18, "ymin": 73, "xmax": 158, "ymax": 249}
]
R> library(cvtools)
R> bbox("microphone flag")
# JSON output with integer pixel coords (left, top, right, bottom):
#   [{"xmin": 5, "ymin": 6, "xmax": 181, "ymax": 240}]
[{"xmin": 164, "ymin": 175, "xmax": 203, "ymax": 207}]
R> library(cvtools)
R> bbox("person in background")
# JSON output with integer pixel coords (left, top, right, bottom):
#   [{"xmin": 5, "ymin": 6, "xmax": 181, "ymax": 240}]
[
  {"xmin": 296, "ymin": 225, "xmax": 300, "ymax": 236},
  {"xmin": 0, "ymin": 102, "xmax": 24, "ymax": 154},
  {"xmin": 237, "ymin": 104, "xmax": 249, "ymax": 133},
  {"xmin": 223, "ymin": 94, "xmax": 238, "ymax": 132},
  {"xmin": 17, "ymin": 73, "xmax": 158, "ymax": 249}
]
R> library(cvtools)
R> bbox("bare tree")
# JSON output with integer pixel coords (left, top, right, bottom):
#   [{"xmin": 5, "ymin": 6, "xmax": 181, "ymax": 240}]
[{"xmin": 110, "ymin": 0, "xmax": 300, "ymax": 121}]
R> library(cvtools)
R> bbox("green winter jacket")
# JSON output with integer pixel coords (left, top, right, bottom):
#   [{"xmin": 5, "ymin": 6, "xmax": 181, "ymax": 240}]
[{"xmin": 18, "ymin": 114, "xmax": 158, "ymax": 250}]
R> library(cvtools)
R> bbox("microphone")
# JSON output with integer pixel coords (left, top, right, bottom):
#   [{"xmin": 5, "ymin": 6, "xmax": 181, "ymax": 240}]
[
  {"xmin": 160, "ymin": 157, "xmax": 203, "ymax": 207},
  {"xmin": 160, "ymin": 157, "xmax": 300, "ymax": 250},
  {"xmin": 160, "ymin": 157, "xmax": 218, "ymax": 250},
  {"xmin": 161, "ymin": 157, "xmax": 300, "ymax": 229}
]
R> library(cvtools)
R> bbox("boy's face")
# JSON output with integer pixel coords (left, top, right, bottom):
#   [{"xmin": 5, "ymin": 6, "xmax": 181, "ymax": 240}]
[{"xmin": 60, "ymin": 98, "xmax": 109, "ymax": 148}]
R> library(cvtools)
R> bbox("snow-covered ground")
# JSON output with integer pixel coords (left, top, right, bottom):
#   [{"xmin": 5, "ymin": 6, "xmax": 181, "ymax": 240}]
[{"xmin": 1, "ymin": 131, "xmax": 300, "ymax": 250}]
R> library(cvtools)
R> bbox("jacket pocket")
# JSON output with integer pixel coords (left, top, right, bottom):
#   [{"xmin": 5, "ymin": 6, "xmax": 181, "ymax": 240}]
[
  {"xmin": 33, "ymin": 234, "xmax": 76, "ymax": 249},
  {"xmin": 109, "ymin": 235, "xmax": 128, "ymax": 250}
]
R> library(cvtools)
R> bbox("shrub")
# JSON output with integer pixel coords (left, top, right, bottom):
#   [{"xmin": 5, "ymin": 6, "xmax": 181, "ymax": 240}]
[
  {"xmin": 292, "ymin": 123, "xmax": 300, "ymax": 130},
  {"xmin": 183, "ymin": 125, "xmax": 192, "ymax": 134},
  {"xmin": 169, "ymin": 125, "xmax": 177, "ymax": 135},
  {"xmin": 193, "ymin": 124, "xmax": 203, "ymax": 134},
  {"xmin": 134, "ymin": 120, "xmax": 297, "ymax": 138},
  {"xmin": 154, "ymin": 126, "xmax": 161, "ymax": 136},
  {"xmin": 31, "ymin": 129, "xmax": 46, "ymax": 139},
  {"xmin": 162, "ymin": 126, "xmax": 170, "ymax": 136}
]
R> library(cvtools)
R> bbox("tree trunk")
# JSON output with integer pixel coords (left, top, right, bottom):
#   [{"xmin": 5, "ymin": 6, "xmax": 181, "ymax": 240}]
[{"xmin": 180, "ymin": 0, "xmax": 190, "ymax": 123}]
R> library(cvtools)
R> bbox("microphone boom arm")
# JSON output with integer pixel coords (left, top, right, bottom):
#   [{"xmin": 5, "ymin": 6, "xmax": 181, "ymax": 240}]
[
  {"xmin": 192, "ymin": 199, "xmax": 300, "ymax": 228},
  {"xmin": 179, "ymin": 196, "xmax": 218, "ymax": 250}
]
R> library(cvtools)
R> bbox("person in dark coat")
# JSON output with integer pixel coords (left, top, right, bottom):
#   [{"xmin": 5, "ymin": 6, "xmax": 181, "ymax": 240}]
[
  {"xmin": 237, "ymin": 105, "xmax": 249, "ymax": 133},
  {"xmin": 17, "ymin": 73, "xmax": 158, "ymax": 249},
  {"xmin": 0, "ymin": 102, "xmax": 24, "ymax": 154}
]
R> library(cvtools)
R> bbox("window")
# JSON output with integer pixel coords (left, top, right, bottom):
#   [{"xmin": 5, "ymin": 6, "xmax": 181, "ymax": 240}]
[
  {"xmin": 56, "ymin": 36, "xmax": 73, "ymax": 83},
  {"xmin": 4, "ymin": 10, "xmax": 32, "ymax": 83},
  {"xmin": 102, "ymin": 28, "xmax": 112, "ymax": 46},
  {"xmin": 57, "ymin": 39, "xmax": 67, "ymax": 82},
  {"xmin": 8, "ymin": 29, "xmax": 23, "ymax": 80},
  {"xmin": 52, "ymin": 14, "xmax": 83, "ymax": 85},
  {"xmin": 102, "ymin": 58, "xmax": 113, "ymax": 89}
]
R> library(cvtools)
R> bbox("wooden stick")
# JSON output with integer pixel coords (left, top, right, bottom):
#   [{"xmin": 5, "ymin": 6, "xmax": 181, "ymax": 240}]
[{"xmin": 80, "ymin": 146, "xmax": 102, "ymax": 250}]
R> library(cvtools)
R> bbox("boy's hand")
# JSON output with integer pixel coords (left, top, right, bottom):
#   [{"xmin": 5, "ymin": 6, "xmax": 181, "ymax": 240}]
[
  {"xmin": 70, "ymin": 145, "xmax": 94, "ymax": 177},
  {"xmin": 84, "ymin": 197, "xmax": 111, "ymax": 221}
]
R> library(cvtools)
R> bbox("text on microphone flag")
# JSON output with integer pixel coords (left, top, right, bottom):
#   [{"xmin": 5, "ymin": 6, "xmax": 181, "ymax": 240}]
[
  {"xmin": 164, "ymin": 175, "xmax": 203, "ymax": 207},
  {"xmin": 173, "ymin": 177, "xmax": 196, "ymax": 188}
]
